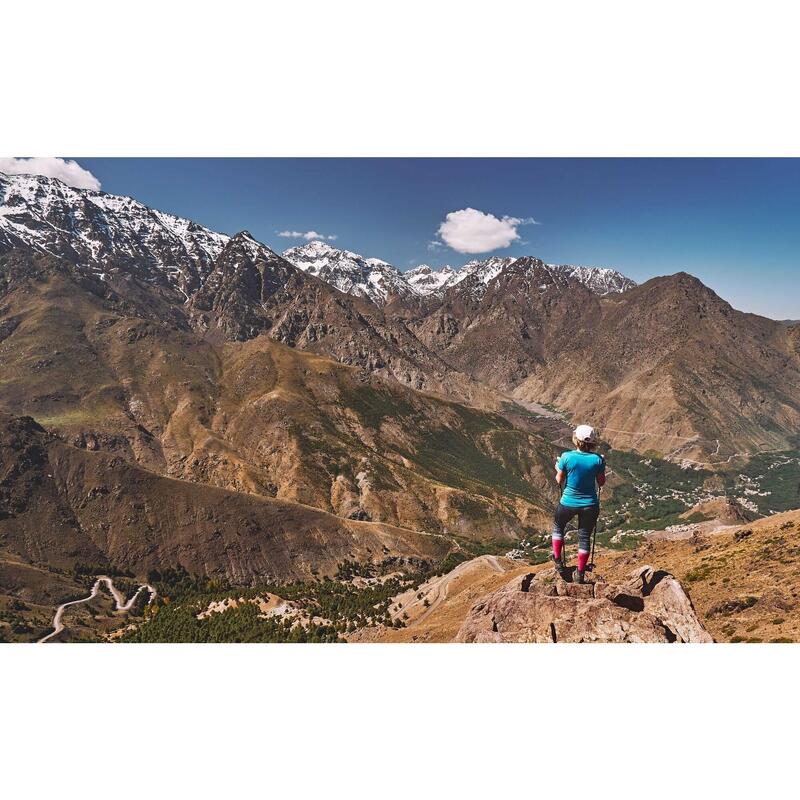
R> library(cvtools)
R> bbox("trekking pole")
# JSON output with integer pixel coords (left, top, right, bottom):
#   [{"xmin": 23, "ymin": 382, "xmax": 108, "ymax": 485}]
[
  {"xmin": 588, "ymin": 485, "xmax": 602, "ymax": 573},
  {"xmin": 557, "ymin": 474, "xmax": 566, "ymax": 569}
]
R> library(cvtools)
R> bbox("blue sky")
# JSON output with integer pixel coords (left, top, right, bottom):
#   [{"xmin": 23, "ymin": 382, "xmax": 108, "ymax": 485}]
[{"xmin": 75, "ymin": 158, "xmax": 800, "ymax": 320}]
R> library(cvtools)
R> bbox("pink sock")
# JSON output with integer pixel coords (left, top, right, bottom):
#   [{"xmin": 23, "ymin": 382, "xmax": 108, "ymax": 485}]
[
  {"xmin": 553, "ymin": 539, "xmax": 563, "ymax": 560},
  {"xmin": 577, "ymin": 550, "xmax": 589, "ymax": 572}
]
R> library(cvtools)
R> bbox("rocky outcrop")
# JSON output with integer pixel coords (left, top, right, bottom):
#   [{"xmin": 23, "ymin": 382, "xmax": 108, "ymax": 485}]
[{"xmin": 455, "ymin": 565, "xmax": 713, "ymax": 643}]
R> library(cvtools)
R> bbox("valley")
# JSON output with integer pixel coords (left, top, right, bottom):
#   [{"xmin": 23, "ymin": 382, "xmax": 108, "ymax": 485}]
[{"xmin": 599, "ymin": 448, "xmax": 800, "ymax": 539}]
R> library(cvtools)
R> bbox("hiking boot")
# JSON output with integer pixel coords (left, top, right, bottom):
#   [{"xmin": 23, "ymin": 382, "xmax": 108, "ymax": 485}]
[
  {"xmin": 573, "ymin": 569, "xmax": 585, "ymax": 584},
  {"xmin": 552, "ymin": 554, "xmax": 568, "ymax": 579}
]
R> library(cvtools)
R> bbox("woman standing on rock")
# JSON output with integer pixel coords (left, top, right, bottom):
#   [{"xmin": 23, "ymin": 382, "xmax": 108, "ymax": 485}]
[{"xmin": 552, "ymin": 424, "xmax": 606, "ymax": 584}]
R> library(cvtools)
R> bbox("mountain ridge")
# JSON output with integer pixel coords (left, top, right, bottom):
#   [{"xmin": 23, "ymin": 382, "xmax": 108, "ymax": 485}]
[
  {"xmin": 0, "ymin": 248, "xmax": 559, "ymax": 541},
  {"xmin": 282, "ymin": 239, "xmax": 637, "ymax": 305},
  {"xmin": 0, "ymin": 171, "xmax": 228, "ymax": 296}
]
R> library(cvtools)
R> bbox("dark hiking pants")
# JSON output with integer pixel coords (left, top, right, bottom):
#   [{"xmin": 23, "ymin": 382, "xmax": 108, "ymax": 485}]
[{"xmin": 552, "ymin": 503, "xmax": 599, "ymax": 553}]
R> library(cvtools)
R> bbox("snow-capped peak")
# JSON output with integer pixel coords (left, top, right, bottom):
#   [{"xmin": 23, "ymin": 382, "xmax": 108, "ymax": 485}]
[
  {"xmin": 444, "ymin": 256, "xmax": 636, "ymax": 300},
  {"xmin": 457, "ymin": 256, "xmax": 517, "ymax": 286},
  {"xmin": 405, "ymin": 263, "xmax": 458, "ymax": 295},
  {"xmin": 224, "ymin": 230, "xmax": 282, "ymax": 261},
  {"xmin": 0, "ymin": 170, "xmax": 229, "ymax": 294},
  {"xmin": 298, "ymin": 239, "xmax": 337, "ymax": 255},
  {"xmin": 281, "ymin": 240, "xmax": 637, "ymax": 305},
  {"xmin": 549, "ymin": 263, "xmax": 637, "ymax": 295},
  {"xmin": 282, "ymin": 241, "xmax": 417, "ymax": 305}
]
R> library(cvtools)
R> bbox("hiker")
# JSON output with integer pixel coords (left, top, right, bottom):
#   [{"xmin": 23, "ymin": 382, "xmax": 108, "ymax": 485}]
[{"xmin": 552, "ymin": 424, "xmax": 606, "ymax": 584}]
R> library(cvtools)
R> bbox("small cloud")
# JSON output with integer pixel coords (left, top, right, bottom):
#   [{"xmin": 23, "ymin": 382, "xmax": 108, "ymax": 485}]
[
  {"xmin": 0, "ymin": 157, "xmax": 101, "ymax": 190},
  {"xmin": 277, "ymin": 229, "xmax": 337, "ymax": 241},
  {"xmin": 434, "ymin": 208, "xmax": 538, "ymax": 254},
  {"xmin": 427, "ymin": 240, "xmax": 444, "ymax": 251}
]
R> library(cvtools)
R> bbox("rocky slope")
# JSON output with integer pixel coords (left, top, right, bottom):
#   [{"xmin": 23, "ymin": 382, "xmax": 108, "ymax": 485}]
[
  {"xmin": 510, "ymin": 273, "xmax": 800, "ymax": 459},
  {"xmin": 407, "ymin": 256, "xmax": 604, "ymax": 388},
  {"xmin": 599, "ymin": 509, "xmax": 800, "ymax": 643},
  {"xmin": 401, "ymin": 261, "xmax": 800, "ymax": 460},
  {"xmin": 349, "ymin": 554, "xmax": 713, "ymax": 642},
  {"xmin": 353, "ymin": 509, "xmax": 800, "ymax": 643}
]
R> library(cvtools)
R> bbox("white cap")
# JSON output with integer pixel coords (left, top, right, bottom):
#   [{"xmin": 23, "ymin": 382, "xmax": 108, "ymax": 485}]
[{"xmin": 574, "ymin": 424, "xmax": 598, "ymax": 444}]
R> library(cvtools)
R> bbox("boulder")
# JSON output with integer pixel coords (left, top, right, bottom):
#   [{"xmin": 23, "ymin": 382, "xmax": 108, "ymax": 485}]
[{"xmin": 455, "ymin": 565, "xmax": 714, "ymax": 643}]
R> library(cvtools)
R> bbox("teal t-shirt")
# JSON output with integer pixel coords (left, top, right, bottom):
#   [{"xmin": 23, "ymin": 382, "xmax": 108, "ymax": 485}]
[{"xmin": 557, "ymin": 450, "xmax": 605, "ymax": 507}]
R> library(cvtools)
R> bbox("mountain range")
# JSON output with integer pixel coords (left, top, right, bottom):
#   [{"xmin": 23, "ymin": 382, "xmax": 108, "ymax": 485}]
[
  {"xmin": 283, "ymin": 239, "xmax": 636, "ymax": 305},
  {"xmin": 1, "ymin": 169, "xmax": 799, "ymax": 603},
  {"xmin": 4, "ymin": 170, "xmax": 800, "ymax": 461},
  {"xmin": 0, "ymin": 172, "xmax": 634, "ymax": 309}
]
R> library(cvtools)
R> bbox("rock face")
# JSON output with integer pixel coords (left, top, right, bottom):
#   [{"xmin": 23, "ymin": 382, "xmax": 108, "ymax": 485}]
[{"xmin": 455, "ymin": 565, "xmax": 714, "ymax": 643}]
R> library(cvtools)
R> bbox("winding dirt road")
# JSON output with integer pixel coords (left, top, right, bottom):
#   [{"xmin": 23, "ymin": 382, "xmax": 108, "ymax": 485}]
[{"xmin": 38, "ymin": 576, "xmax": 157, "ymax": 643}]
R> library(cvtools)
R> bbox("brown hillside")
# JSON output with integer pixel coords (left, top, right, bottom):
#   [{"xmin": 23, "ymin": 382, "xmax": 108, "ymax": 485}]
[
  {"xmin": 600, "ymin": 509, "xmax": 800, "ymax": 643},
  {"xmin": 510, "ymin": 273, "xmax": 800, "ymax": 460},
  {"xmin": 0, "ymin": 250, "xmax": 558, "ymax": 540},
  {"xmin": 405, "ymin": 266, "xmax": 800, "ymax": 461},
  {"xmin": 0, "ymin": 414, "xmax": 450, "ymax": 586}
]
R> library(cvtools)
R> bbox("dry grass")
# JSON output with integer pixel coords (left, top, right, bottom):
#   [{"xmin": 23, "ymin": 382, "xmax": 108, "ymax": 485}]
[{"xmin": 598, "ymin": 509, "xmax": 800, "ymax": 643}]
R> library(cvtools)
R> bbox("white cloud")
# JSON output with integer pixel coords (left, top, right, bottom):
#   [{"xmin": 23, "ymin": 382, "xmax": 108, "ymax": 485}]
[
  {"xmin": 0, "ymin": 157, "xmax": 101, "ymax": 190},
  {"xmin": 427, "ymin": 240, "xmax": 444, "ymax": 251},
  {"xmin": 277, "ymin": 229, "xmax": 337, "ymax": 241},
  {"xmin": 435, "ymin": 208, "xmax": 538, "ymax": 254}
]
